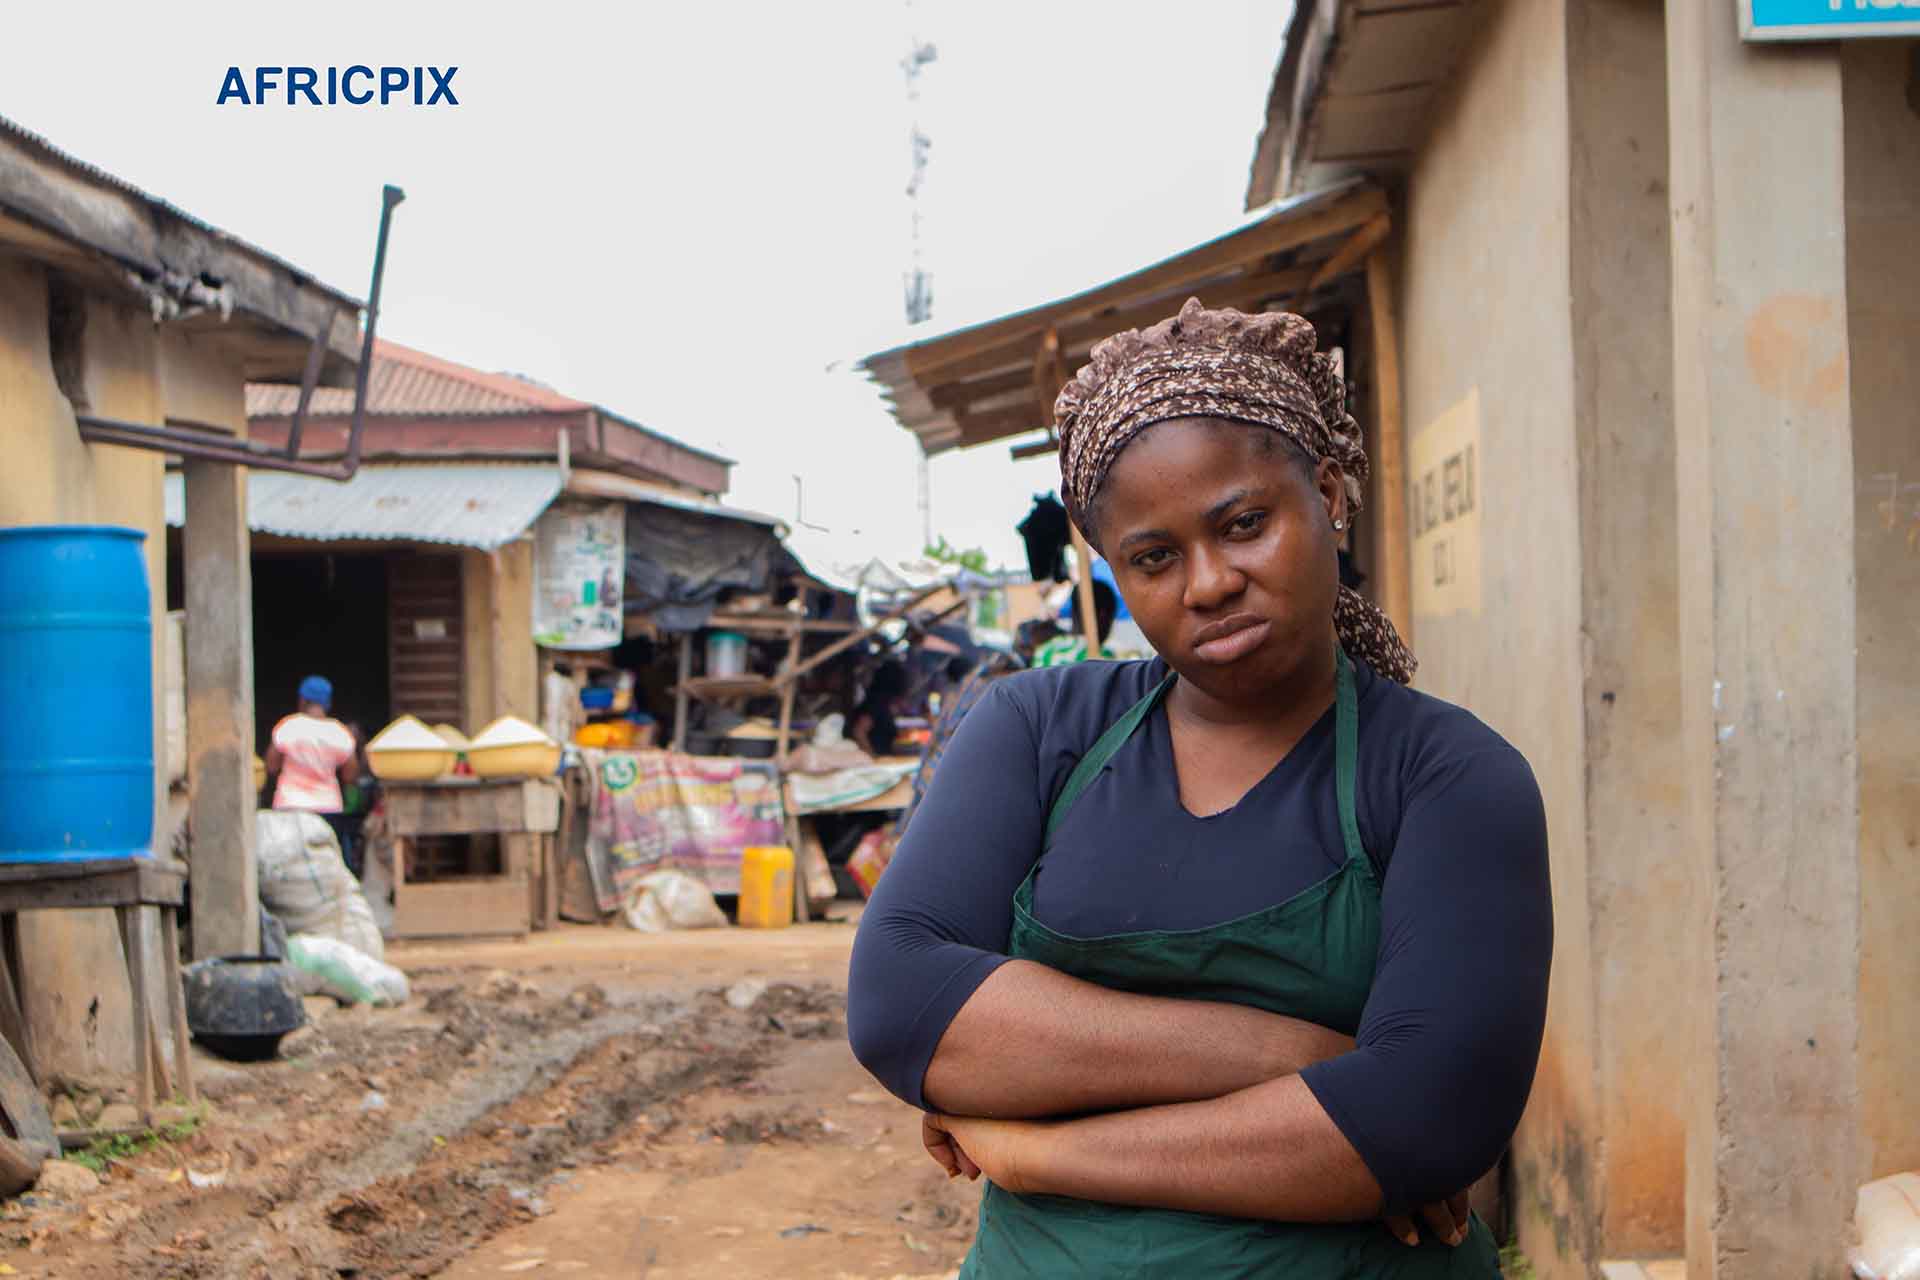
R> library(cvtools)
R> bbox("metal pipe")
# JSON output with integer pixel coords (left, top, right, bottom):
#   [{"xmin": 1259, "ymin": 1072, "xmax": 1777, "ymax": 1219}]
[
  {"xmin": 345, "ymin": 185, "xmax": 406, "ymax": 473},
  {"xmin": 74, "ymin": 183, "xmax": 405, "ymax": 481},
  {"xmin": 73, "ymin": 419, "xmax": 366, "ymax": 478},
  {"xmin": 283, "ymin": 303, "xmax": 334, "ymax": 459}
]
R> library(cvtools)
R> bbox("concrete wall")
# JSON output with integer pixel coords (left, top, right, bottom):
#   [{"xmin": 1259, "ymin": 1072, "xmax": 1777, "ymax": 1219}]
[
  {"xmin": 0, "ymin": 256, "xmax": 164, "ymax": 1083},
  {"xmin": 1566, "ymin": 0, "xmax": 1685, "ymax": 1258},
  {"xmin": 1393, "ymin": 2, "xmax": 1597, "ymax": 1272},
  {"xmin": 1842, "ymin": 38, "xmax": 1920, "ymax": 1182}
]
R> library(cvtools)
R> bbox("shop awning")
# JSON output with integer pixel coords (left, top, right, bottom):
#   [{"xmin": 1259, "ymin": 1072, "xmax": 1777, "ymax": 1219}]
[
  {"xmin": 163, "ymin": 462, "xmax": 565, "ymax": 550},
  {"xmin": 855, "ymin": 179, "xmax": 1388, "ymax": 457}
]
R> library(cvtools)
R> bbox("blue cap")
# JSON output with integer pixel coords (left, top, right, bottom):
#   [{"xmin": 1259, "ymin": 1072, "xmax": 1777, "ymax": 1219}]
[{"xmin": 299, "ymin": 675, "xmax": 333, "ymax": 710}]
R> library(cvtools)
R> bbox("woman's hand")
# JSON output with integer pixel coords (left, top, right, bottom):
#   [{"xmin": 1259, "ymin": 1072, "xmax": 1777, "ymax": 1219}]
[
  {"xmin": 1383, "ymin": 1189, "xmax": 1471, "ymax": 1247},
  {"xmin": 922, "ymin": 1113, "xmax": 1050, "ymax": 1194}
]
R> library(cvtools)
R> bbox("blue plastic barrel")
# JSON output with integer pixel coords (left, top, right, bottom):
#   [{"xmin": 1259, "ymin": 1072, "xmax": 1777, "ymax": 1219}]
[{"xmin": 0, "ymin": 526, "xmax": 154, "ymax": 861}]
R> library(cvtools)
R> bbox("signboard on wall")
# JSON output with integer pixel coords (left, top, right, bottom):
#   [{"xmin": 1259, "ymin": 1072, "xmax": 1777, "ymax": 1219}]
[
  {"xmin": 532, "ymin": 501, "xmax": 626, "ymax": 650},
  {"xmin": 1410, "ymin": 389, "xmax": 1482, "ymax": 620},
  {"xmin": 1742, "ymin": 0, "xmax": 1920, "ymax": 41}
]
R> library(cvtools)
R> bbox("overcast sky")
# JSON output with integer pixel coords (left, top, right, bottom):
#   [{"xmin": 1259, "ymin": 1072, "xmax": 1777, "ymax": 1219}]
[{"xmin": 2, "ymin": 1, "xmax": 1292, "ymax": 569}]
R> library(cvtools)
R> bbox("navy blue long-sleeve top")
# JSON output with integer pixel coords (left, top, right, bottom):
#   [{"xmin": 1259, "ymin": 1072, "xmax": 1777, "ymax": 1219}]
[{"xmin": 847, "ymin": 656, "xmax": 1552, "ymax": 1214}]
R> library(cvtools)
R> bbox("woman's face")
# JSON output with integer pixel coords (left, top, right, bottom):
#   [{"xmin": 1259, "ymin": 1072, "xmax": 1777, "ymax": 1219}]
[{"xmin": 1094, "ymin": 418, "xmax": 1345, "ymax": 702}]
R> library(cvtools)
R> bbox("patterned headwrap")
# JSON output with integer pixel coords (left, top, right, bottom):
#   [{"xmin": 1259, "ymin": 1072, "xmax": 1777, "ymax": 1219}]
[{"xmin": 1054, "ymin": 297, "xmax": 1416, "ymax": 683}]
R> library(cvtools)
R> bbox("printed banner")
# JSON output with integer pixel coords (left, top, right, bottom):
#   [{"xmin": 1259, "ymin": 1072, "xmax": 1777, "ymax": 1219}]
[{"xmin": 586, "ymin": 750, "xmax": 784, "ymax": 903}]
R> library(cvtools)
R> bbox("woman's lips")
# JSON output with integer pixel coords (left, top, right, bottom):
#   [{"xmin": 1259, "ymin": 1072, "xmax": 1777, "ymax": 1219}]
[{"xmin": 1191, "ymin": 616, "xmax": 1272, "ymax": 665}]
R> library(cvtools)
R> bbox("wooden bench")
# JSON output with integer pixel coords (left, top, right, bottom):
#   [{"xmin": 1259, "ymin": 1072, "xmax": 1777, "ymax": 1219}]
[{"xmin": 0, "ymin": 858, "xmax": 195, "ymax": 1126}]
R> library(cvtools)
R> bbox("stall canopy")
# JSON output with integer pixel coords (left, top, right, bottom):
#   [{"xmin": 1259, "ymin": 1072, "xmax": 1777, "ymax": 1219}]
[
  {"xmin": 854, "ymin": 179, "xmax": 1389, "ymax": 458},
  {"xmin": 163, "ymin": 462, "xmax": 564, "ymax": 550}
]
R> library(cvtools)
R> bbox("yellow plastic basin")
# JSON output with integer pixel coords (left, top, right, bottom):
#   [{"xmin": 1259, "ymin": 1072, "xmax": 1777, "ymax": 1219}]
[
  {"xmin": 467, "ymin": 741, "xmax": 561, "ymax": 779},
  {"xmin": 368, "ymin": 747, "xmax": 456, "ymax": 781}
]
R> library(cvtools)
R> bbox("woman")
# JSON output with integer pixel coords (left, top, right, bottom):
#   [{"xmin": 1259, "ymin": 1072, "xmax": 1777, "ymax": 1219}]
[
  {"xmin": 265, "ymin": 675, "xmax": 362, "ymax": 866},
  {"xmin": 849, "ymin": 659, "xmax": 908, "ymax": 757},
  {"xmin": 848, "ymin": 300, "xmax": 1552, "ymax": 1277}
]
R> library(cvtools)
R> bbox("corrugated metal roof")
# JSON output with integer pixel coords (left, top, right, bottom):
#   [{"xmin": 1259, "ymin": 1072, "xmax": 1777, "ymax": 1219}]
[
  {"xmin": 163, "ymin": 463, "xmax": 563, "ymax": 550},
  {"xmin": 245, "ymin": 339, "xmax": 589, "ymax": 418}
]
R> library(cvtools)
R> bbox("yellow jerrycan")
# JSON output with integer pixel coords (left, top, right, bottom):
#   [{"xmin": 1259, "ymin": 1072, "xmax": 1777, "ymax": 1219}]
[{"xmin": 738, "ymin": 845, "xmax": 795, "ymax": 929}]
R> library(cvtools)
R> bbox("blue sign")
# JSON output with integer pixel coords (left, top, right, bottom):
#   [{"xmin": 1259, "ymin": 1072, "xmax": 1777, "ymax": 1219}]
[{"xmin": 1744, "ymin": 0, "xmax": 1920, "ymax": 40}]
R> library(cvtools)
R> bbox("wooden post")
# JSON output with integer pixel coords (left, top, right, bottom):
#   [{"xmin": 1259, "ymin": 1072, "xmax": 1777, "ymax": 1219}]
[
  {"xmin": 489, "ymin": 540, "xmax": 537, "ymax": 723},
  {"xmin": 775, "ymin": 611, "xmax": 803, "ymax": 760},
  {"xmin": 182, "ymin": 459, "xmax": 258, "ymax": 959},
  {"xmin": 1364, "ymin": 249, "xmax": 1413, "ymax": 645},
  {"xmin": 1069, "ymin": 528, "xmax": 1102, "ymax": 655},
  {"xmin": 1033, "ymin": 328, "xmax": 1102, "ymax": 657},
  {"xmin": 672, "ymin": 633, "xmax": 692, "ymax": 751}
]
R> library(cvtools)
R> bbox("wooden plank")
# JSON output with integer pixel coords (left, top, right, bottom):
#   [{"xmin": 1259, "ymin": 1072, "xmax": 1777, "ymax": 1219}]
[
  {"xmin": 392, "ymin": 878, "xmax": 530, "ymax": 939},
  {"xmin": 903, "ymin": 186, "xmax": 1388, "ymax": 383},
  {"xmin": 0, "ymin": 932, "xmax": 34, "ymax": 1086},
  {"xmin": 389, "ymin": 553, "xmax": 466, "ymax": 734},
  {"xmin": 906, "ymin": 264, "xmax": 1328, "ymax": 435},
  {"xmin": 1297, "ymin": 213, "xmax": 1391, "ymax": 300},
  {"xmin": 116, "ymin": 908, "xmax": 154, "ymax": 1119},
  {"xmin": 706, "ymin": 613, "xmax": 855, "ymax": 635},
  {"xmin": 776, "ymin": 613, "xmax": 803, "ymax": 760},
  {"xmin": 672, "ymin": 633, "xmax": 692, "ymax": 752},
  {"xmin": 0, "ymin": 867, "xmax": 186, "ymax": 913},
  {"xmin": 501, "ymin": 833, "xmax": 533, "ymax": 878},
  {"xmin": 0, "ymin": 1028, "xmax": 54, "ymax": 1166},
  {"xmin": 540, "ymin": 836, "xmax": 559, "ymax": 931},
  {"xmin": 784, "ymin": 772, "xmax": 916, "ymax": 816},
  {"xmin": 161, "ymin": 910, "xmax": 196, "ymax": 1105},
  {"xmin": 1365, "ymin": 249, "xmax": 1413, "ymax": 644},
  {"xmin": 383, "ymin": 780, "xmax": 559, "ymax": 838},
  {"xmin": 1070, "ymin": 522, "xmax": 1102, "ymax": 654},
  {"xmin": 781, "ymin": 582, "xmax": 947, "ymax": 683},
  {"xmin": 680, "ymin": 676, "xmax": 778, "ymax": 700}
]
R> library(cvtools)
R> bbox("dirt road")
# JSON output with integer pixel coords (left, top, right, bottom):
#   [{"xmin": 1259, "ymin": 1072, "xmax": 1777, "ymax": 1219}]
[{"xmin": 0, "ymin": 913, "xmax": 977, "ymax": 1279}]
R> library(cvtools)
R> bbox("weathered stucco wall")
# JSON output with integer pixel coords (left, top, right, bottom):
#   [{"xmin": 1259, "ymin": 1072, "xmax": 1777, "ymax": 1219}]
[
  {"xmin": 1843, "ymin": 38, "xmax": 1920, "ymax": 1182},
  {"xmin": 0, "ymin": 256, "xmax": 165, "ymax": 1083},
  {"xmin": 1567, "ymin": 0, "xmax": 1685, "ymax": 1258},
  {"xmin": 1395, "ymin": 2, "xmax": 1595, "ymax": 1273}
]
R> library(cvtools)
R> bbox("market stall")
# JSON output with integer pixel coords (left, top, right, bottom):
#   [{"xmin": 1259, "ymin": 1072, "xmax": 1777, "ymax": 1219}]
[{"xmin": 366, "ymin": 716, "xmax": 567, "ymax": 940}]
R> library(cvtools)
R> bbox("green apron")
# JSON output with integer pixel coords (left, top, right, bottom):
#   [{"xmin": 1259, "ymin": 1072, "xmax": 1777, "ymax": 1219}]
[{"xmin": 959, "ymin": 648, "xmax": 1501, "ymax": 1278}]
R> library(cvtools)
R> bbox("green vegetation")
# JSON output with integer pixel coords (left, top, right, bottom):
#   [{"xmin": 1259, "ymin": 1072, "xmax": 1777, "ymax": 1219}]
[
  {"xmin": 922, "ymin": 536, "xmax": 990, "ymax": 574},
  {"xmin": 923, "ymin": 536, "xmax": 1002, "ymax": 629},
  {"xmin": 1499, "ymin": 1241, "xmax": 1537, "ymax": 1279},
  {"xmin": 67, "ymin": 1104, "xmax": 206, "ymax": 1175}
]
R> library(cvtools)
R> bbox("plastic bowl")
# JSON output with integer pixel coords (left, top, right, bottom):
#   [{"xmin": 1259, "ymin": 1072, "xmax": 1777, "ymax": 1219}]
[
  {"xmin": 468, "ymin": 741, "xmax": 562, "ymax": 778},
  {"xmin": 368, "ymin": 747, "xmax": 455, "ymax": 781},
  {"xmin": 580, "ymin": 687, "xmax": 615, "ymax": 711}
]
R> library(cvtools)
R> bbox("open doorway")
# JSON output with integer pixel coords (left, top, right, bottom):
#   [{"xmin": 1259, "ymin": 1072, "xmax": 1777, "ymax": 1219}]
[{"xmin": 251, "ymin": 552, "xmax": 392, "ymax": 747}]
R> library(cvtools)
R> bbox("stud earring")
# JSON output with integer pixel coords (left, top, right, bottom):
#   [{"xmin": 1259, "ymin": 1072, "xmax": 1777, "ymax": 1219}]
[{"xmin": 1332, "ymin": 519, "xmax": 1346, "ymax": 531}]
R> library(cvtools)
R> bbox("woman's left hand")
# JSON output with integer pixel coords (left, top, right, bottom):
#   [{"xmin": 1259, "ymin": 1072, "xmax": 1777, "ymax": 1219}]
[{"xmin": 923, "ymin": 1113, "xmax": 1049, "ymax": 1194}]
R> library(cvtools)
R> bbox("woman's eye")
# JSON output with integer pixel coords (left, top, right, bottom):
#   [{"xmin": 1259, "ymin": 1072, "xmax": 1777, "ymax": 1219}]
[
  {"xmin": 1131, "ymin": 547, "xmax": 1172, "ymax": 569},
  {"xmin": 1227, "ymin": 511, "xmax": 1267, "ymax": 536}
]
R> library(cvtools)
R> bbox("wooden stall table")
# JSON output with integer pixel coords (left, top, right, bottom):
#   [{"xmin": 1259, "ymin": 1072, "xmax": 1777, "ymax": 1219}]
[
  {"xmin": 382, "ymin": 779, "xmax": 562, "ymax": 939},
  {"xmin": 781, "ymin": 759, "xmax": 919, "ymax": 923},
  {"xmin": 0, "ymin": 857, "xmax": 194, "ymax": 1128}
]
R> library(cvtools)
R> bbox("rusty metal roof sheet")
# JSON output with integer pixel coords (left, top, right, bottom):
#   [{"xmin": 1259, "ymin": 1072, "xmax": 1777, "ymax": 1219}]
[{"xmin": 245, "ymin": 339, "xmax": 589, "ymax": 418}]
